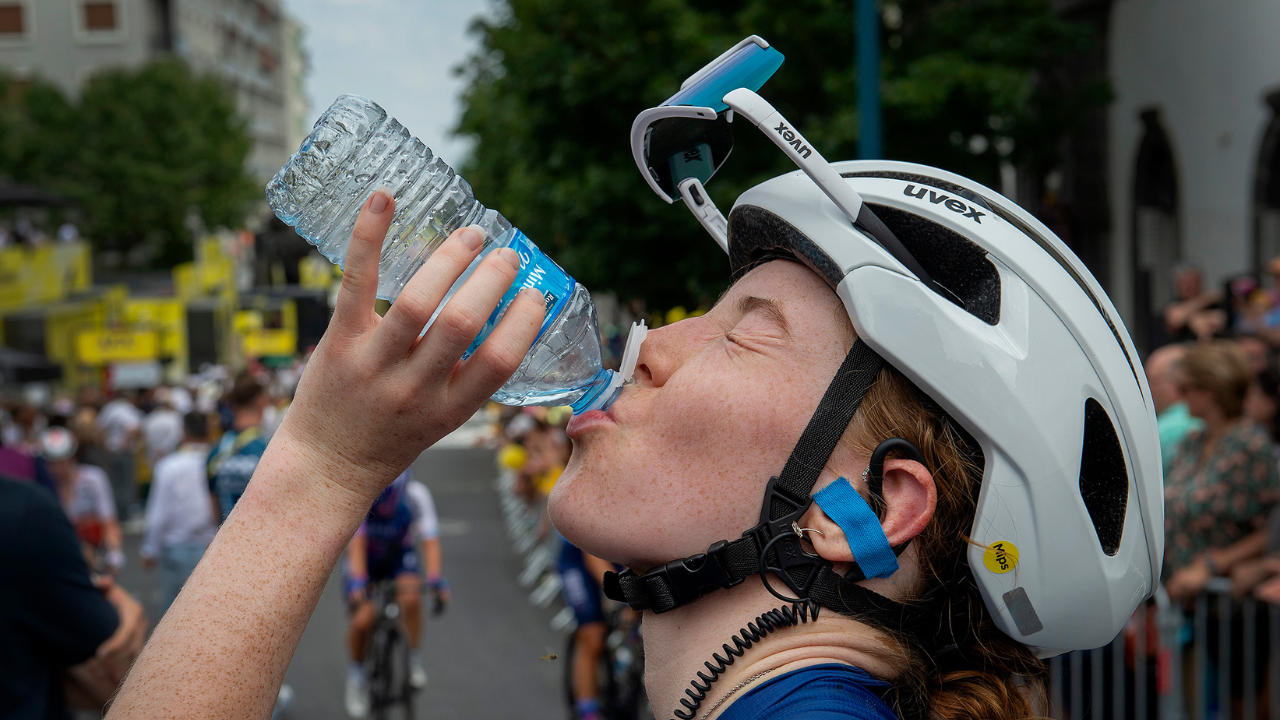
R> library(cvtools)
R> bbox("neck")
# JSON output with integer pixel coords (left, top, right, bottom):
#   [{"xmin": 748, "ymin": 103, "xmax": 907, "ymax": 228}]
[
  {"xmin": 641, "ymin": 579, "xmax": 902, "ymax": 720},
  {"xmin": 1201, "ymin": 411, "xmax": 1235, "ymax": 444},
  {"xmin": 233, "ymin": 410, "xmax": 261, "ymax": 432}
]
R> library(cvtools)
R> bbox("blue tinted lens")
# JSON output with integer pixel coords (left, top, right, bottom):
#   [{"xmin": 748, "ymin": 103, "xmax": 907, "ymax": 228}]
[{"xmin": 662, "ymin": 43, "xmax": 784, "ymax": 112}]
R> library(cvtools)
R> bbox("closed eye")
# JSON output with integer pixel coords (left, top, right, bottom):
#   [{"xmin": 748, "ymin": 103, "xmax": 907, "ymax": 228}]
[
  {"xmin": 736, "ymin": 296, "xmax": 790, "ymax": 337},
  {"xmin": 737, "ymin": 293, "xmax": 783, "ymax": 338}
]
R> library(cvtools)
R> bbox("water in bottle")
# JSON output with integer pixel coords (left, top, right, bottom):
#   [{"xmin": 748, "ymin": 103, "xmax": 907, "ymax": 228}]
[{"xmin": 265, "ymin": 94, "xmax": 620, "ymax": 413}]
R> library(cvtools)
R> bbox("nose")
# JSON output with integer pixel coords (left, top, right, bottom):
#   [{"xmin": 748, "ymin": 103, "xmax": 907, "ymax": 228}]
[{"xmin": 631, "ymin": 318, "xmax": 697, "ymax": 388}]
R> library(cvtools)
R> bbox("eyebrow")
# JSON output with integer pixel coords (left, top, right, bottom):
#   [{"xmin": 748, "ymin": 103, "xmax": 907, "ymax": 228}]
[{"xmin": 736, "ymin": 295, "xmax": 791, "ymax": 336}]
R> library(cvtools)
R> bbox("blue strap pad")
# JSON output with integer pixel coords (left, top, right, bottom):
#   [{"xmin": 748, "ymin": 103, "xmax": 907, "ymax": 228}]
[{"xmin": 812, "ymin": 477, "xmax": 899, "ymax": 579}]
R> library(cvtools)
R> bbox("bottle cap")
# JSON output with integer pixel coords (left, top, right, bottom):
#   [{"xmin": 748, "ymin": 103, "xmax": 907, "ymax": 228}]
[{"xmin": 576, "ymin": 321, "xmax": 648, "ymax": 413}]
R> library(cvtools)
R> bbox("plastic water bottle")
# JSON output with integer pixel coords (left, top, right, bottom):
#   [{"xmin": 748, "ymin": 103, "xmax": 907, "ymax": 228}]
[{"xmin": 266, "ymin": 94, "xmax": 618, "ymax": 412}]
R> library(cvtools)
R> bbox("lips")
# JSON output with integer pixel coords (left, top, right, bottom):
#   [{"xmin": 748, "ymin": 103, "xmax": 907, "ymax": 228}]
[{"xmin": 566, "ymin": 409, "xmax": 614, "ymax": 439}]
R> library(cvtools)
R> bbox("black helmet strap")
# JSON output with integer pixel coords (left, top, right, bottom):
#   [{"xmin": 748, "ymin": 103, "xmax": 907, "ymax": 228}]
[{"xmin": 604, "ymin": 338, "xmax": 921, "ymax": 631}]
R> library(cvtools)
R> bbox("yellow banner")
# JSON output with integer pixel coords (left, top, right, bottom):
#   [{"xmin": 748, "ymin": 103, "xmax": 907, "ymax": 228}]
[
  {"xmin": 123, "ymin": 298, "xmax": 186, "ymax": 357},
  {"xmin": 0, "ymin": 242, "xmax": 92, "ymax": 311},
  {"xmin": 243, "ymin": 329, "xmax": 296, "ymax": 357},
  {"xmin": 77, "ymin": 330, "xmax": 160, "ymax": 364}
]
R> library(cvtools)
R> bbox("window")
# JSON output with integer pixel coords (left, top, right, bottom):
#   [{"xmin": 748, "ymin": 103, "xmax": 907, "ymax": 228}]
[
  {"xmin": 258, "ymin": 48, "xmax": 276, "ymax": 74},
  {"xmin": 0, "ymin": 4, "xmax": 24, "ymax": 36},
  {"xmin": 83, "ymin": 1, "xmax": 116, "ymax": 30},
  {"xmin": 1131, "ymin": 109, "xmax": 1179, "ymax": 353},
  {"xmin": 73, "ymin": 0, "xmax": 125, "ymax": 43}
]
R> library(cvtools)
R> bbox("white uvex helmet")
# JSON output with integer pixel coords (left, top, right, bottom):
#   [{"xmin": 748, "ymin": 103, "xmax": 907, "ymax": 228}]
[
  {"xmin": 624, "ymin": 37, "xmax": 1162, "ymax": 657},
  {"xmin": 727, "ymin": 160, "xmax": 1162, "ymax": 656}
]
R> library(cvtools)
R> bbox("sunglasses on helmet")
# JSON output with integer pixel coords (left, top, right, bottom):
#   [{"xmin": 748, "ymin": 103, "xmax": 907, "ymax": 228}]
[
  {"xmin": 630, "ymin": 37, "xmax": 948, "ymax": 302},
  {"xmin": 631, "ymin": 37, "xmax": 783, "ymax": 205}
]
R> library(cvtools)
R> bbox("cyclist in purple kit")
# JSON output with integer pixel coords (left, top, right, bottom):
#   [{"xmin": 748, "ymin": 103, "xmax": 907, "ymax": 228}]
[{"xmin": 344, "ymin": 469, "xmax": 447, "ymax": 718}]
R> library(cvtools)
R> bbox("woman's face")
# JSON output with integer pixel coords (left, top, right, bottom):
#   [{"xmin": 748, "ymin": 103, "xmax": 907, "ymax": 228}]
[
  {"xmin": 1182, "ymin": 385, "xmax": 1216, "ymax": 421},
  {"xmin": 550, "ymin": 260, "xmax": 851, "ymax": 567}
]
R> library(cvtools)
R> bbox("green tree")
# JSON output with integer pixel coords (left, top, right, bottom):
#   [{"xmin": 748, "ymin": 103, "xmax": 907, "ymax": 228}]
[
  {"xmin": 75, "ymin": 60, "xmax": 257, "ymax": 267},
  {"xmin": 0, "ymin": 75, "xmax": 79, "ymax": 188},
  {"xmin": 0, "ymin": 60, "xmax": 257, "ymax": 268},
  {"xmin": 456, "ymin": 0, "xmax": 1104, "ymax": 309}
]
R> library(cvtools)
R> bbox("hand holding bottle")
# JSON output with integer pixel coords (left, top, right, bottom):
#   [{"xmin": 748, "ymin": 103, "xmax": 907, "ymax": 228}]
[{"xmin": 273, "ymin": 188, "xmax": 545, "ymax": 509}]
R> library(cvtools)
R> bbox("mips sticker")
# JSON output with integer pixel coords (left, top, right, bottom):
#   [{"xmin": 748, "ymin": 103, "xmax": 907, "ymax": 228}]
[{"xmin": 982, "ymin": 540, "xmax": 1019, "ymax": 574}]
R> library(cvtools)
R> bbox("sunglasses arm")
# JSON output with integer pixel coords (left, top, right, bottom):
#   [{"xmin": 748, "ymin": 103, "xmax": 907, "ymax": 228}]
[
  {"xmin": 722, "ymin": 87, "xmax": 952, "ymax": 303},
  {"xmin": 677, "ymin": 177, "xmax": 729, "ymax": 252},
  {"xmin": 722, "ymin": 88, "xmax": 867, "ymax": 225}
]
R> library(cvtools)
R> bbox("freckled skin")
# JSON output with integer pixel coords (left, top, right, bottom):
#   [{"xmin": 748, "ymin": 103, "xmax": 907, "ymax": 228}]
[
  {"xmin": 549, "ymin": 261, "xmax": 847, "ymax": 567},
  {"xmin": 549, "ymin": 260, "xmax": 941, "ymax": 719}
]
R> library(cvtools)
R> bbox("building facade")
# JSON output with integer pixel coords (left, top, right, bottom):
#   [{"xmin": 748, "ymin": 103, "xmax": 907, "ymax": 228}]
[
  {"xmin": 1106, "ymin": 0, "xmax": 1280, "ymax": 350},
  {"xmin": 0, "ymin": 0, "xmax": 307, "ymax": 184}
]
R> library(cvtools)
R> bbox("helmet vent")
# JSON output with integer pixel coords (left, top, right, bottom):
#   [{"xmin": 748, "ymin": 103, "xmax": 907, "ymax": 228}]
[
  {"xmin": 865, "ymin": 203, "xmax": 1001, "ymax": 325},
  {"xmin": 1079, "ymin": 398, "xmax": 1128, "ymax": 556},
  {"xmin": 727, "ymin": 205, "xmax": 845, "ymax": 287}
]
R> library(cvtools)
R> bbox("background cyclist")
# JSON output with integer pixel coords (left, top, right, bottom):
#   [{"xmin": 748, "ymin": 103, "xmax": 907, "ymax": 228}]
[
  {"xmin": 344, "ymin": 468, "xmax": 447, "ymax": 717},
  {"xmin": 558, "ymin": 537, "xmax": 614, "ymax": 720}
]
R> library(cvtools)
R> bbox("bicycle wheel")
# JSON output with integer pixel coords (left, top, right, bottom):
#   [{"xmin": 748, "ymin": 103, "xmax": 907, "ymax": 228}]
[
  {"xmin": 605, "ymin": 614, "xmax": 652, "ymax": 720},
  {"xmin": 368, "ymin": 622, "xmax": 413, "ymax": 720}
]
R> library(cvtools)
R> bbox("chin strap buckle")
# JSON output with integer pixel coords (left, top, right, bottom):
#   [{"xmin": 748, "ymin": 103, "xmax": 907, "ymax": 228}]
[
  {"xmin": 656, "ymin": 540, "xmax": 743, "ymax": 606},
  {"xmin": 747, "ymin": 476, "xmax": 831, "ymax": 602},
  {"xmin": 604, "ymin": 540, "xmax": 743, "ymax": 613}
]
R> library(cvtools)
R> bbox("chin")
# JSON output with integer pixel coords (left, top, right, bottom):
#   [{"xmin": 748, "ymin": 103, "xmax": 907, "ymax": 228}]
[{"xmin": 547, "ymin": 472, "xmax": 638, "ymax": 567}]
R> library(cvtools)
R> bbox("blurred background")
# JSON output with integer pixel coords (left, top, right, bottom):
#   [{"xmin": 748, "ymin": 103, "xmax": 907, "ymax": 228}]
[{"xmin": 4, "ymin": 1, "xmax": 1280, "ymax": 720}]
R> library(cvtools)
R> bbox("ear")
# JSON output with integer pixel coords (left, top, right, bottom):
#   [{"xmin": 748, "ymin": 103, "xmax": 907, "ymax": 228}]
[
  {"xmin": 799, "ymin": 459, "xmax": 936, "ymax": 563},
  {"xmin": 876, "ymin": 458, "xmax": 937, "ymax": 547}
]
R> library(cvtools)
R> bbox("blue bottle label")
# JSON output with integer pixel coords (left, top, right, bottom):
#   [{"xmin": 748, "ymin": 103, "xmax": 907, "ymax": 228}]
[{"xmin": 464, "ymin": 229, "xmax": 574, "ymax": 358}]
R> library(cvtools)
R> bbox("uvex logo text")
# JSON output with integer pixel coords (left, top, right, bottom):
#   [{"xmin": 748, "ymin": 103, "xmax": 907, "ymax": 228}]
[
  {"xmin": 772, "ymin": 122, "xmax": 812, "ymax": 159},
  {"xmin": 903, "ymin": 184, "xmax": 986, "ymax": 224}
]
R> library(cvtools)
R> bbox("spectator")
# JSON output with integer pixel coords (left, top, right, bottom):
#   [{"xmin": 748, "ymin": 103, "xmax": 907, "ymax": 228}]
[
  {"xmin": 1146, "ymin": 343, "xmax": 1204, "ymax": 476},
  {"xmin": 0, "ymin": 476, "xmax": 147, "ymax": 719},
  {"xmin": 141, "ymin": 388, "xmax": 183, "ymax": 469},
  {"xmin": 1245, "ymin": 364, "xmax": 1280, "ymax": 444},
  {"xmin": 1164, "ymin": 264, "xmax": 1225, "ymax": 342},
  {"xmin": 40, "ymin": 427, "xmax": 124, "ymax": 577},
  {"xmin": 208, "ymin": 373, "xmax": 270, "ymax": 523},
  {"xmin": 3, "ymin": 402, "xmax": 46, "ymax": 454},
  {"xmin": 169, "ymin": 384, "xmax": 194, "ymax": 415},
  {"xmin": 96, "ymin": 391, "xmax": 142, "ymax": 521},
  {"xmin": 1164, "ymin": 341, "xmax": 1280, "ymax": 601},
  {"xmin": 141, "ymin": 412, "xmax": 217, "ymax": 618}
]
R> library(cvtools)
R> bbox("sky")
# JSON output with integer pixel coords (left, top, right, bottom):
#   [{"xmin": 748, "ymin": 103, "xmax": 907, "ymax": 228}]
[{"xmin": 284, "ymin": 0, "xmax": 495, "ymax": 168}]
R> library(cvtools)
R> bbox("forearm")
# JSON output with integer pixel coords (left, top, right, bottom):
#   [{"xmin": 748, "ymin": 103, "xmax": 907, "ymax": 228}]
[
  {"xmin": 423, "ymin": 538, "xmax": 443, "ymax": 579},
  {"xmin": 348, "ymin": 534, "xmax": 368, "ymax": 579},
  {"xmin": 104, "ymin": 521, "xmax": 124, "ymax": 552},
  {"xmin": 1209, "ymin": 531, "xmax": 1267, "ymax": 572},
  {"xmin": 107, "ymin": 436, "xmax": 371, "ymax": 719},
  {"xmin": 139, "ymin": 491, "xmax": 163, "ymax": 559}
]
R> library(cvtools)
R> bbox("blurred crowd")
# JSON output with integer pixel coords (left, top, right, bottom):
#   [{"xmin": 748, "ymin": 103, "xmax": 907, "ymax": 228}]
[
  {"xmin": 1151, "ymin": 265, "xmax": 1280, "ymax": 605},
  {"xmin": 1, "ymin": 357, "xmax": 306, "ymax": 718}
]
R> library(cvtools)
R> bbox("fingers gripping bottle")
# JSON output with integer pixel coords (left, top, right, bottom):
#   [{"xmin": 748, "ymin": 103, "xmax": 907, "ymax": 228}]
[{"xmin": 266, "ymin": 94, "xmax": 623, "ymax": 413}]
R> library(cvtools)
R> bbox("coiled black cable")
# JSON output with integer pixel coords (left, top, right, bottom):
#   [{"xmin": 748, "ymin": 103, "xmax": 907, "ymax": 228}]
[{"xmin": 670, "ymin": 599, "xmax": 821, "ymax": 720}]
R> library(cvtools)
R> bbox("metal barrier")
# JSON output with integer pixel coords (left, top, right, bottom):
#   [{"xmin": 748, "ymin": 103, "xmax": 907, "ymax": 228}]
[{"xmin": 1049, "ymin": 580, "xmax": 1280, "ymax": 720}]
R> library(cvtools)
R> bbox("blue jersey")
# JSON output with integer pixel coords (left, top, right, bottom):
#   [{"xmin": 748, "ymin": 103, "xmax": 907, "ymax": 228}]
[
  {"xmin": 207, "ymin": 427, "xmax": 267, "ymax": 522},
  {"xmin": 717, "ymin": 664, "xmax": 898, "ymax": 720},
  {"xmin": 357, "ymin": 499, "xmax": 416, "ymax": 578}
]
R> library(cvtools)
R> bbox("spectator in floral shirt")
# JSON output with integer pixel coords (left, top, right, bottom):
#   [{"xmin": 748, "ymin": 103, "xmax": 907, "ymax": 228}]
[{"xmin": 1164, "ymin": 341, "xmax": 1280, "ymax": 601}]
